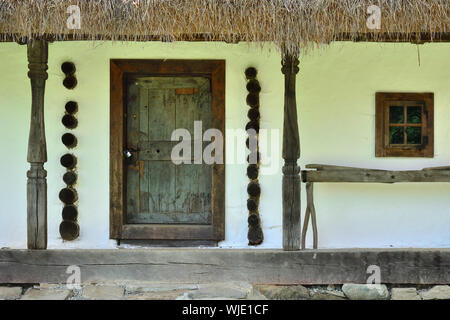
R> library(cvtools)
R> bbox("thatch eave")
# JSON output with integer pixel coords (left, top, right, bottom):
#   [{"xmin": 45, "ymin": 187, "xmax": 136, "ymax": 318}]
[
  {"xmin": 2, "ymin": 32, "xmax": 450, "ymax": 44},
  {"xmin": 0, "ymin": 0, "xmax": 449, "ymax": 53}
]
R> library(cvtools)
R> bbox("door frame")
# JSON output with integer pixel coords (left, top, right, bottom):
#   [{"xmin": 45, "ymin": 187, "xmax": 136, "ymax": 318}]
[{"xmin": 110, "ymin": 59, "xmax": 225, "ymax": 241}]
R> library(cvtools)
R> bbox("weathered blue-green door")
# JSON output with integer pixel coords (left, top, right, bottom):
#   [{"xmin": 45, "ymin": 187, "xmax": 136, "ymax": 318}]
[{"xmin": 125, "ymin": 77, "xmax": 212, "ymax": 226}]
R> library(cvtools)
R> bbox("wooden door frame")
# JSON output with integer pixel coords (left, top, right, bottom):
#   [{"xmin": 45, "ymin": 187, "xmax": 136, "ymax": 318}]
[{"xmin": 110, "ymin": 59, "xmax": 225, "ymax": 241}]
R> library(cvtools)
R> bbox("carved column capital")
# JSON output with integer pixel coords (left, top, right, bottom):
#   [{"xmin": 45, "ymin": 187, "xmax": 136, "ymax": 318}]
[
  {"xmin": 281, "ymin": 51, "xmax": 300, "ymax": 162},
  {"xmin": 27, "ymin": 40, "xmax": 48, "ymax": 82}
]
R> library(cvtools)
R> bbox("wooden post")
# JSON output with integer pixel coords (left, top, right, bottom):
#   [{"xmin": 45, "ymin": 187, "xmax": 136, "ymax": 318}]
[
  {"xmin": 27, "ymin": 39, "xmax": 48, "ymax": 249},
  {"xmin": 281, "ymin": 52, "xmax": 301, "ymax": 251}
]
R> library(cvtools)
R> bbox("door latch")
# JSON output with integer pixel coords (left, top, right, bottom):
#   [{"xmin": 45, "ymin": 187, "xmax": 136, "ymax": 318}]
[
  {"xmin": 124, "ymin": 150, "xmax": 133, "ymax": 159},
  {"xmin": 124, "ymin": 146, "xmax": 139, "ymax": 157},
  {"xmin": 124, "ymin": 147, "xmax": 139, "ymax": 164}
]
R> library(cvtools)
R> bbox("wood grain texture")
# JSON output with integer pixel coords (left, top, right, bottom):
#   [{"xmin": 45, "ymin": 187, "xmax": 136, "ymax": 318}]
[
  {"xmin": 110, "ymin": 60, "xmax": 225, "ymax": 241},
  {"xmin": 110, "ymin": 60, "xmax": 124, "ymax": 239},
  {"xmin": 26, "ymin": 39, "xmax": 48, "ymax": 250},
  {"xmin": 2, "ymin": 248, "xmax": 450, "ymax": 285},
  {"xmin": 281, "ymin": 53, "xmax": 301, "ymax": 251},
  {"xmin": 302, "ymin": 168, "xmax": 450, "ymax": 183},
  {"xmin": 306, "ymin": 164, "xmax": 385, "ymax": 171}
]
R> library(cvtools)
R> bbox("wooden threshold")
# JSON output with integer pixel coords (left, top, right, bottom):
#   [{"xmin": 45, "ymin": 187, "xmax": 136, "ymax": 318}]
[{"xmin": 1, "ymin": 248, "xmax": 450, "ymax": 285}]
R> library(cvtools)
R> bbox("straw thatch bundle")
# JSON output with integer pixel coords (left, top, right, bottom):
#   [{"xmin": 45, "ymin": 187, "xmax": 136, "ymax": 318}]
[{"xmin": 0, "ymin": 0, "xmax": 449, "ymax": 54}]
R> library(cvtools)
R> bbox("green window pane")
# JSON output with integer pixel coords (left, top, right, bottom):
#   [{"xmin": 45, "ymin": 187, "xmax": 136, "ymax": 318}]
[
  {"xmin": 407, "ymin": 106, "xmax": 422, "ymax": 124},
  {"xmin": 389, "ymin": 106, "xmax": 404, "ymax": 124},
  {"xmin": 389, "ymin": 127, "xmax": 404, "ymax": 144},
  {"xmin": 406, "ymin": 127, "xmax": 422, "ymax": 144}
]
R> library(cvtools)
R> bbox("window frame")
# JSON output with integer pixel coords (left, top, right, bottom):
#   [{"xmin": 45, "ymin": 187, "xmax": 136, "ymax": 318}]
[{"xmin": 375, "ymin": 92, "xmax": 434, "ymax": 158}]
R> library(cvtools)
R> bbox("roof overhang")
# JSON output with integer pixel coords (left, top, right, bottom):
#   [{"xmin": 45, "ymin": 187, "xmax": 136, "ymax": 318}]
[{"xmin": 1, "ymin": 0, "xmax": 449, "ymax": 52}]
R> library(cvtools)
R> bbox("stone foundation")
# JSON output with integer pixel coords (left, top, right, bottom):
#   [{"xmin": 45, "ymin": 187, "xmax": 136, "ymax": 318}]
[{"xmin": 1, "ymin": 283, "xmax": 449, "ymax": 300}]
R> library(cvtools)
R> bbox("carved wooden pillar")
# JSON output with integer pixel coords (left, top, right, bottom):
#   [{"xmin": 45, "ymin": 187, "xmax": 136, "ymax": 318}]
[
  {"xmin": 281, "ymin": 52, "xmax": 301, "ymax": 251},
  {"xmin": 27, "ymin": 39, "xmax": 48, "ymax": 249}
]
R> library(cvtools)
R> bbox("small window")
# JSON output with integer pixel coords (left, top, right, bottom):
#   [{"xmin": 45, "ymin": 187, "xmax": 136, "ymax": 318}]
[{"xmin": 376, "ymin": 92, "xmax": 434, "ymax": 157}]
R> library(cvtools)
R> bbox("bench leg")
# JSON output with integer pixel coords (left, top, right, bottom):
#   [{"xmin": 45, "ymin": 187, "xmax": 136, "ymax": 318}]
[
  {"xmin": 301, "ymin": 205, "xmax": 310, "ymax": 250},
  {"xmin": 308, "ymin": 182, "xmax": 318, "ymax": 249},
  {"xmin": 302, "ymin": 182, "xmax": 318, "ymax": 249}
]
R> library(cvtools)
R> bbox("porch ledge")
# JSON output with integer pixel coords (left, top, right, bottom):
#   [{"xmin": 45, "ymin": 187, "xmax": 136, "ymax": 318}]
[{"xmin": 1, "ymin": 248, "xmax": 449, "ymax": 285}]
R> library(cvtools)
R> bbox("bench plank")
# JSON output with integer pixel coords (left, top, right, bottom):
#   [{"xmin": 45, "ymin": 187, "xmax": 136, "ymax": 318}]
[{"xmin": 302, "ymin": 169, "xmax": 450, "ymax": 183}]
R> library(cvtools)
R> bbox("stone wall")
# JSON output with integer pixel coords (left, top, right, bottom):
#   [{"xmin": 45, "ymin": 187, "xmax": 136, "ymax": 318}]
[{"xmin": 1, "ymin": 283, "xmax": 449, "ymax": 300}]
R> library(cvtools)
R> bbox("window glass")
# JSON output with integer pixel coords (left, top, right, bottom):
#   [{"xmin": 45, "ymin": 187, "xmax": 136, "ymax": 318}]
[
  {"xmin": 407, "ymin": 106, "xmax": 422, "ymax": 124},
  {"xmin": 389, "ymin": 126, "xmax": 404, "ymax": 144},
  {"xmin": 406, "ymin": 127, "xmax": 422, "ymax": 144},
  {"xmin": 389, "ymin": 106, "xmax": 404, "ymax": 124}
]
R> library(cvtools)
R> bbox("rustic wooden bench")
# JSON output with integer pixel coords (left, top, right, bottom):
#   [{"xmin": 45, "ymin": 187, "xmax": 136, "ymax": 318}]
[{"xmin": 301, "ymin": 164, "xmax": 450, "ymax": 249}]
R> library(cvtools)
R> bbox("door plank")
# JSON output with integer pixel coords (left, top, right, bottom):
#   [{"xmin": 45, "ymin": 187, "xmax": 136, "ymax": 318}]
[
  {"xmin": 138, "ymin": 141, "xmax": 180, "ymax": 161},
  {"xmin": 139, "ymin": 86, "xmax": 149, "ymax": 141},
  {"xmin": 148, "ymin": 161, "xmax": 176, "ymax": 218},
  {"xmin": 176, "ymin": 164, "xmax": 211, "ymax": 224},
  {"xmin": 174, "ymin": 78, "xmax": 212, "ymax": 224},
  {"xmin": 126, "ymin": 83, "xmax": 141, "ymax": 218},
  {"xmin": 148, "ymin": 89, "xmax": 175, "ymax": 140},
  {"xmin": 138, "ymin": 87, "xmax": 150, "ymax": 215}
]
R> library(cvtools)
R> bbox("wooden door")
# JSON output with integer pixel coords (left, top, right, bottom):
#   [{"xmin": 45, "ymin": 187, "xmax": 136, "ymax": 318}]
[
  {"xmin": 110, "ymin": 59, "xmax": 225, "ymax": 242},
  {"xmin": 126, "ymin": 77, "xmax": 212, "ymax": 225}
]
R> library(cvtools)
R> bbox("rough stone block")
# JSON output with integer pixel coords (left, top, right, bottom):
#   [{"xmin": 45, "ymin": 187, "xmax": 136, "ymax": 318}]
[
  {"xmin": 0, "ymin": 287, "xmax": 22, "ymax": 300},
  {"xmin": 177, "ymin": 282, "xmax": 252, "ymax": 300},
  {"xmin": 342, "ymin": 284, "xmax": 389, "ymax": 300},
  {"xmin": 21, "ymin": 288, "xmax": 72, "ymax": 300},
  {"xmin": 254, "ymin": 285, "xmax": 310, "ymax": 300},
  {"xmin": 391, "ymin": 288, "xmax": 421, "ymax": 300},
  {"xmin": 125, "ymin": 282, "xmax": 198, "ymax": 294},
  {"xmin": 310, "ymin": 291, "xmax": 346, "ymax": 300},
  {"xmin": 82, "ymin": 285, "xmax": 124, "ymax": 300},
  {"xmin": 420, "ymin": 285, "xmax": 450, "ymax": 300},
  {"xmin": 126, "ymin": 290, "xmax": 191, "ymax": 300}
]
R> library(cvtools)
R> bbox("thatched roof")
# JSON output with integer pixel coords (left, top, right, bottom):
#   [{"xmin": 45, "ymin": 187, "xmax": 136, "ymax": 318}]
[{"xmin": 0, "ymin": 0, "xmax": 449, "ymax": 54}]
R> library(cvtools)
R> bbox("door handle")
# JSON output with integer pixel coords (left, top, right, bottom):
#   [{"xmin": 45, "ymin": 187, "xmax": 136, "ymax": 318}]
[
  {"xmin": 124, "ymin": 147, "xmax": 140, "ymax": 159},
  {"xmin": 124, "ymin": 150, "xmax": 133, "ymax": 159}
]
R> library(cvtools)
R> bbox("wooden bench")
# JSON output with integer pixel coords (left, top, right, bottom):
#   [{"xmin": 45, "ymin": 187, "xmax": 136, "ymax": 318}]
[{"xmin": 301, "ymin": 164, "xmax": 450, "ymax": 249}]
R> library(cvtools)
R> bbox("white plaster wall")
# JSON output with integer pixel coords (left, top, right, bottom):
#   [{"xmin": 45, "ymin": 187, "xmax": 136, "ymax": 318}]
[
  {"xmin": 298, "ymin": 42, "xmax": 450, "ymax": 248},
  {"xmin": 0, "ymin": 41, "xmax": 449, "ymax": 249}
]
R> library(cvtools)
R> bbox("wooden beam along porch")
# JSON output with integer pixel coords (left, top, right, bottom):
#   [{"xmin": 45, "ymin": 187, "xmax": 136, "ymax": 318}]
[{"xmin": 1, "ymin": 248, "xmax": 450, "ymax": 285}]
